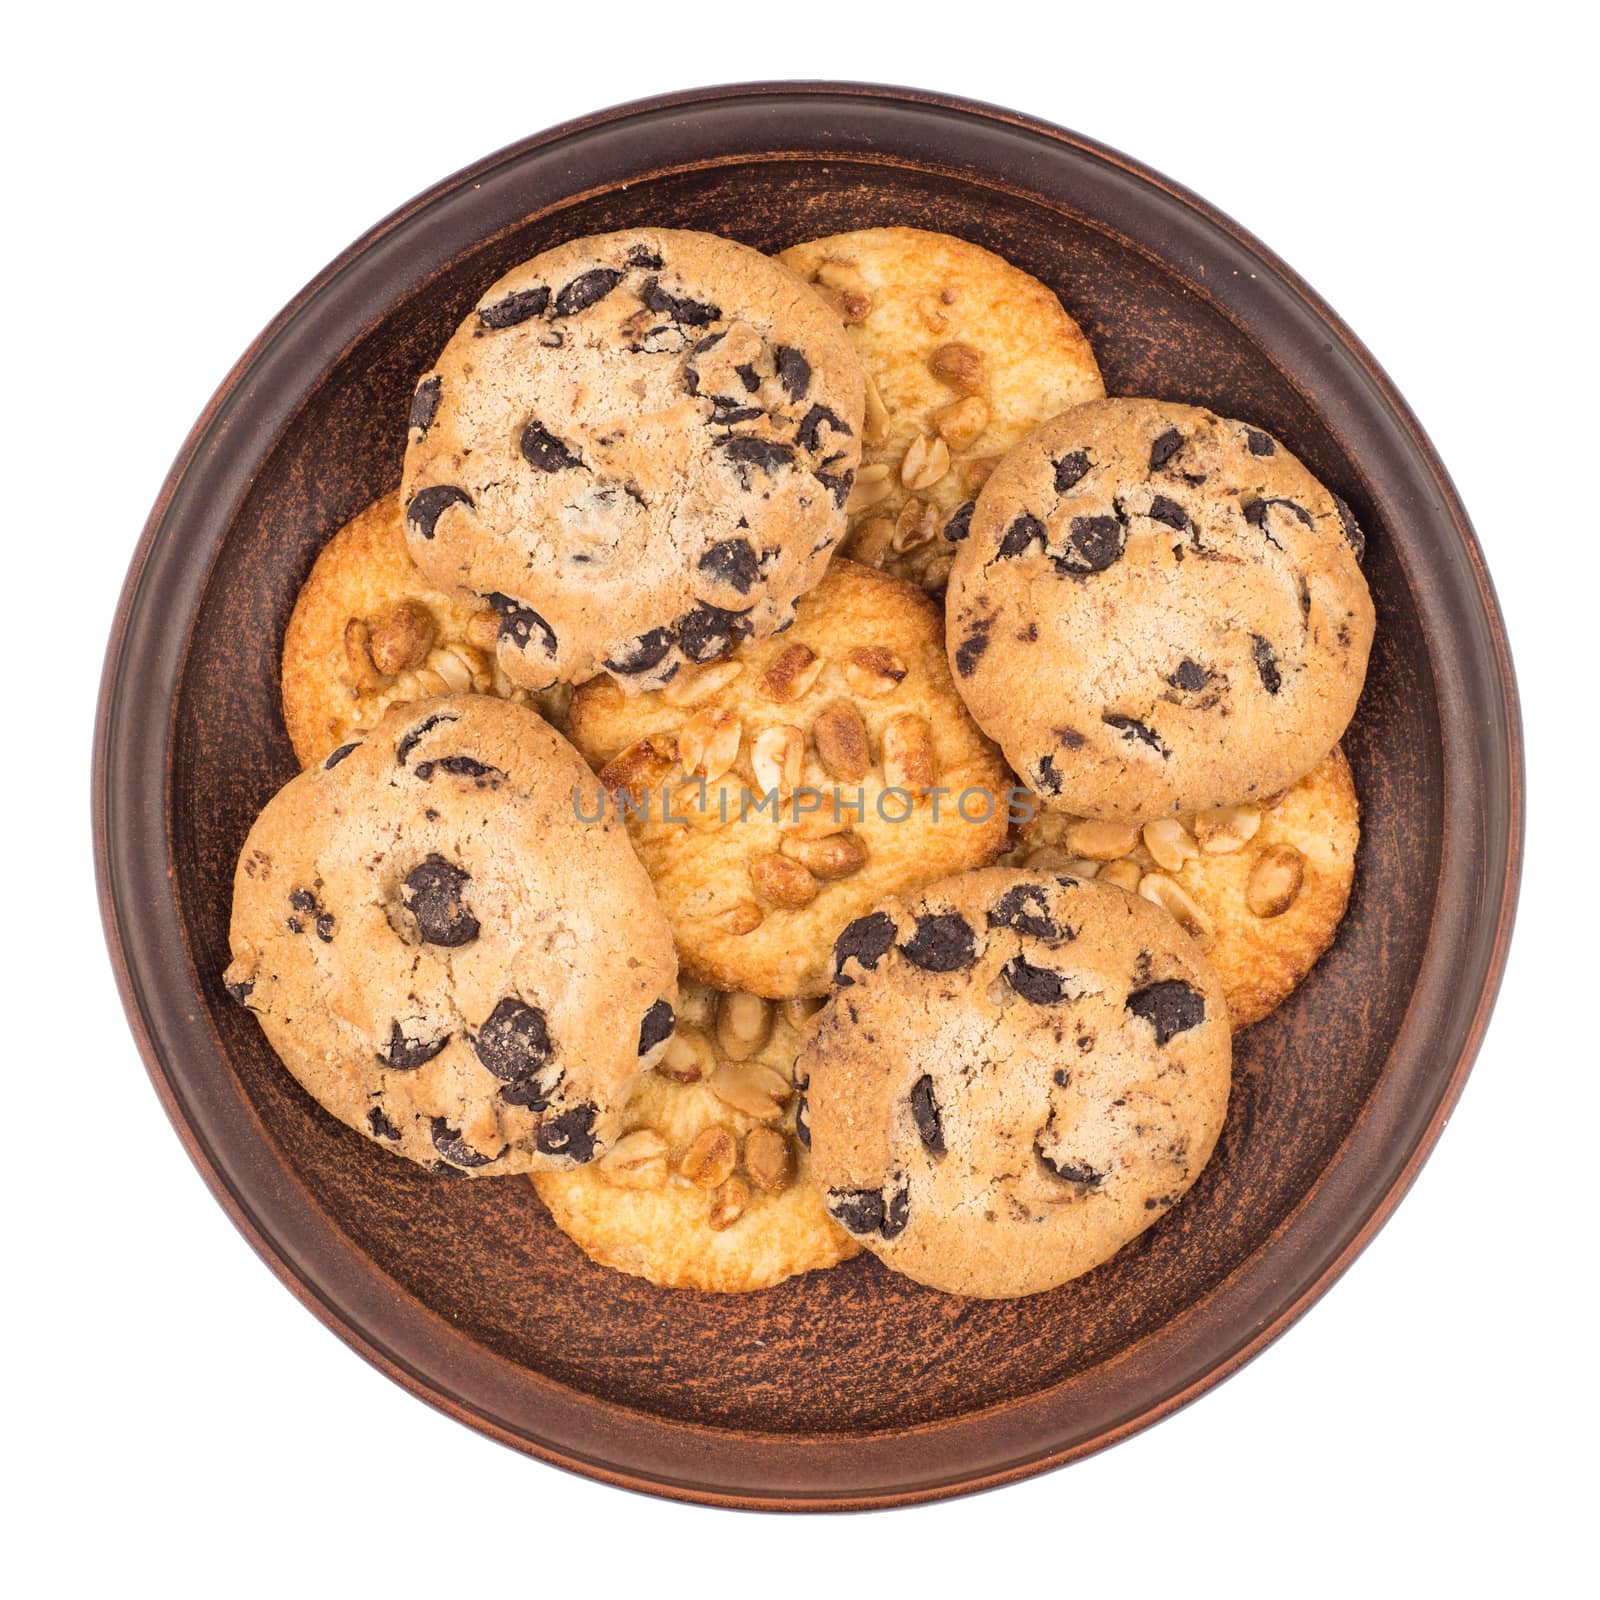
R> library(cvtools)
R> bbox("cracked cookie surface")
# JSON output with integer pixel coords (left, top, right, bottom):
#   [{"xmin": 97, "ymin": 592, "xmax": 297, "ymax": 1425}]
[
  {"xmin": 401, "ymin": 228, "xmax": 864, "ymax": 693},
  {"xmin": 532, "ymin": 982, "xmax": 857, "ymax": 1292},
  {"xmin": 946, "ymin": 398, "xmax": 1375, "ymax": 821},
  {"xmin": 1004, "ymin": 746, "xmax": 1359, "ymax": 1027},
  {"xmin": 280, "ymin": 490, "xmax": 569, "ymax": 768},
  {"xmin": 225, "ymin": 695, "xmax": 677, "ymax": 1176},
  {"xmin": 564, "ymin": 559, "xmax": 1013, "ymax": 999},
  {"xmin": 779, "ymin": 227, "xmax": 1104, "ymax": 593},
  {"xmin": 798, "ymin": 866, "xmax": 1231, "ymax": 1297}
]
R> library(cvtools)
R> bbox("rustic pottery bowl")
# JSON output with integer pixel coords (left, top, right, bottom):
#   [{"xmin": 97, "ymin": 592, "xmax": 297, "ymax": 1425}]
[{"xmin": 95, "ymin": 84, "xmax": 1522, "ymax": 1509}]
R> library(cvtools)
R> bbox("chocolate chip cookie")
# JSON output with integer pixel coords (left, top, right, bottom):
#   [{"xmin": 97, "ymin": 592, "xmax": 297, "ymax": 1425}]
[
  {"xmin": 779, "ymin": 227, "xmax": 1104, "ymax": 593},
  {"xmin": 799, "ymin": 866, "xmax": 1231, "ymax": 1298},
  {"xmin": 564, "ymin": 558, "xmax": 1014, "ymax": 999},
  {"xmin": 401, "ymin": 229, "xmax": 864, "ymax": 693},
  {"xmin": 224, "ymin": 695, "xmax": 677, "ymax": 1176},
  {"xmin": 280, "ymin": 490, "xmax": 569, "ymax": 768},
  {"xmin": 946, "ymin": 399, "xmax": 1375, "ymax": 820},
  {"xmin": 533, "ymin": 983, "xmax": 858, "ymax": 1292},
  {"xmin": 1004, "ymin": 746, "xmax": 1359, "ymax": 1027}
]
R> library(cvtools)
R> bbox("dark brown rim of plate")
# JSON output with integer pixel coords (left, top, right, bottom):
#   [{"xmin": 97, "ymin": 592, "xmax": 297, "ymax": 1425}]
[{"xmin": 94, "ymin": 82, "xmax": 1523, "ymax": 1510}]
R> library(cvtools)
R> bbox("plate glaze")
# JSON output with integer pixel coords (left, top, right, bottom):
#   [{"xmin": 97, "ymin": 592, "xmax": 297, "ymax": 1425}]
[{"xmin": 94, "ymin": 84, "xmax": 1521, "ymax": 1509}]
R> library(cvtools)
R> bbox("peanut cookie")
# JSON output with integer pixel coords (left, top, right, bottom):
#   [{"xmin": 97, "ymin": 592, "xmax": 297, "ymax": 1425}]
[
  {"xmin": 565, "ymin": 559, "xmax": 1014, "ymax": 998},
  {"xmin": 401, "ymin": 228, "xmax": 864, "ymax": 694},
  {"xmin": 799, "ymin": 867, "xmax": 1231, "ymax": 1298},
  {"xmin": 280, "ymin": 490, "xmax": 569, "ymax": 768},
  {"xmin": 1005, "ymin": 747, "xmax": 1359, "ymax": 1027},
  {"xmin": 778, "ymin": 227, "xmax": 1103, "ymax": 592},
  {"xmin": 533, "ymin": 983, "xmax": 858, "ymax": 1292},
  {"xmin": 946, "ymin": 399, "xmax": 1375, "ymax": 821},
  {"xmin": 223, "ymin": 696, "xmax": 677, "ymax": 1176}
]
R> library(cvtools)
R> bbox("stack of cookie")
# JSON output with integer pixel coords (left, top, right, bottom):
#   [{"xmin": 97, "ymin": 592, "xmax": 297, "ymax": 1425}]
[{"xmin": 231, "ymin": 223, "xmax": 1373, "ymax": 1300}]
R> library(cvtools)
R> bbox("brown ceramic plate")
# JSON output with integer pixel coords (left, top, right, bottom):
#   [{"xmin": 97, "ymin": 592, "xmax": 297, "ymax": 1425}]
[{"xmin": 95, "ymin": 84, "xmax": 1521, "ymax": 1509}]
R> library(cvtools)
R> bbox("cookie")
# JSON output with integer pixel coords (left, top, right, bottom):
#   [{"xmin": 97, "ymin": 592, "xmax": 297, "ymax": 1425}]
[
  {"xmin": 946, "ymin": 399, "xmax": 1375, "ymax": 820},
  {"xmin": 564, "ymin": 558, "xmax": 1014, "ymax": 998},
  {"xmin": 778, "ymin": 227, "xmax": 1103, "ymax": 592},
  {"xmin": 280, "ymin": 490, "xmax": 570, "ymax": 768},
  {"xmin": 224, "ymin": 695, "xmax": 678, "ymax": 1176},
  {"xmin": 401, "ymin": 228, "xmax": 865, "ymax": 693},
  {"xmin": 533, "ymin": 983, "xmax": 858, "ymax": 1292},
  {"xmin": 1004, "ymin": 747, "xmax": 1359, "ymax": 1027},
  {"xmin": 798, "ymin": 867, "xmax": 1232, "ymax": 1298}
]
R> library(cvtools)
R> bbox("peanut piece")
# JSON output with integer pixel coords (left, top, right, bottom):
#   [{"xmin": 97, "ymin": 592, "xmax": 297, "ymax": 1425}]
[
  {"xmin": 1247, "ymin": 845, "xmax": 1305, "ymax": 918},
  {"xmin": 369, "ymin": 600, "xmax": 437, "ymax": 675},
  {"xmin": 343, "ymin": 618, "xmax": 383, "ymax": 691},
  {"xmin": 661, "ymin": 660, "xmax": 742, "ymax": 707},
  {"xmin": 659, "ymin": 1027, "xmax": 714, "ymax": 1084},
  {"xmin": 678, "ymin": 708, "xmax": 741, "ymax": 783},
  {"xmin": 1139, "ymin": 872, "xmax": 1215, "ymax": 948},
  {"xmin": 743, "ymin": 1127, "xmax": 792, "ymax": 1194},
  {"xmin": 812, "ymin": 700, "xmax": 871, "ymax": 781},
  {"xmin": 891, "ymin": 498, "xmax": 940, "ymax": 554},
  {"xmin": 598, "ymin": 737, "xmax": 676, "ymax": 801},
  {"xmin": 708, "ymin": 1177, "xmax": 752, "ymax": 1230},
  {"xmin": 466, "ymin": 608, "xmax": 502, "ymax": 655},
  {"xmin": 710, "ymin": 1060, "xmax": 792, "ymax": 1121},
  {"xmin": 715, "ymin": 992, "xmax": 773, "ymax": 1061},
  {"xmin": 681, "ymin": 1126, "xmax": 738, "ymax": 1188},
  {"xmin": 783, "ymin": 831, "xmax": 868, "ymax": 880},
  {"xmin": 934, "ymin": 395, "xmax": 990, "ymax": 451},
  {"xmin": 598, "ymin": 1130, "xmax": 669, "ymax": 1190},
  {"xmin": 758, "ymin": 644, "xmax": 825, "ymax": 703},
  {"xmin": 845, "ymin": 462, "xmax": 893, "ymax": 515},
  {"xmin": 1194, "ymin": 804, "xmax": 1263, "ymax": 854},
  {"xmin": 862, "ymin": 372, "xmax": 891, "ymax": 447},
  {"xmin": 749, "ymin": 852, "xmax": 818, "ymax": 908},
  {"xmin": 1065, "ymin": 819, "xmax": 1141, "ymax": 860},
  {"xmin": 842, "ymin": 647, "xmax": 906, "ymax": 698},
  {"xmin": 1098, "ymin": 859, "xmax": 1143, "ymax": 892},
  {"xmin": 929, "ymin": 341, "xmax": 983, "ymax": 393},
  {"xmin": 900, "ymin": 434, "xmax": 951, "ymax": 493},
  {"xmin": 883, "ymin": 713, "xmax": 937, "ymax": 794},
  {"xmin": 1142, "ymin": 818, "xmax": 1200, "ymax": 873},
  {"xmin": 751, "ymin": 724, "xmax": 804, "ymax": 798}
]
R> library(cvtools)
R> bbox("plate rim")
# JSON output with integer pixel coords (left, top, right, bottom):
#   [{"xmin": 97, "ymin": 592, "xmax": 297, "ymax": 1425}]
[{"xmin": 93, "ymin": 80, "xmax": 1524, "ymax": 1511}]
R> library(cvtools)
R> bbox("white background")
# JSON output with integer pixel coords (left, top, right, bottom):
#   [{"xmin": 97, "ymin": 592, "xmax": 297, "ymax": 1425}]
[{"xmin": 7, "ymin": 3, "xmax": 1592, "ymax": 1593}]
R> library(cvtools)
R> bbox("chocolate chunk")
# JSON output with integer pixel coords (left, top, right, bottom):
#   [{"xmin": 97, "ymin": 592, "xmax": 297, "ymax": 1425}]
[
  {"xmin": 1003, "ymin": 956, "xmax": 1066, "ymax": 1004},
  {"xmin": 910, "ymin": 1075, "xmax": 945, "ymax": 1155},
  {"xmin": 1244, "ymin": 427, "xmax": 1276, "ymax": 456},
  {"xmin": 488, "ymin": 594, "xmax": 558, "ymax": 658},
  {"xmin": 638, "ymin": 1000, "xmax": 675, "ymax": 1057},
  {"xmin": 996, "ymin": 513, "xmax": 1045, "ymax": 559},
  {"xmin": 430, "ymin": 1118, "xmax": 497, "ymax": 1169},
  {"xmin": 697, "ymin": 537, "xmax": 761, "ymax": 595},
  {"xmin": 828, "ymin": 1188, "xmax": 886, "ymax": 1236},
  {"xmin": 520, "ymin": 420, "xmax": 582, "ymax": 473},
  {"xmin": 900, "ymin": 913, "xmax": 977, "ymax": 972},
  {"xmin": 814, "ymin": 467, "xmax": 854, "ymax": 508},
  {"xmin": 315, "ymin": 914, "xmax": 335, "ymax": 943},
  {"xmin": 536, "ymin": 1104, "xmax": 599, "ymax": 1163},
  {"xmin": 735, "ymin": 363, "xmax": 761, "ymax": 394},
  {"xmin": 383, "ymin": 1022, "xmax": 449, "ymax": 1072},
  {"xmin": 366, "ymin": 1106, "xmax": 401, "ymax": 1142},
  {"xmin": 1034, "ymin": 754, "xmax": 1063, "ymax": 796},
  {"xmin": 1126, "ymin": 979, "xmax": 1207, "ymax": 1045},
  {"xmin": 720, "ymin": 436, "xmax": 795, "ymax": 478},
  {"xmin": 402, "ymin": 856, "xmax": 480, "ymax": 948},
  {"xmin": 323, "ymin": 741, "xmax": 361, "ymax": 769},
  {"xmin": 638, "ymin": 276, "xmax": 720, "ymax": 327},
  {"xmin": 881, "ymin": 1186, "xmax": 910, "ymax": 1240},
  {"xmin": 1054, "ymin": 450, "xmax": 1091, "ymax": 492},
  {"xmin": 794, "ymin": 404, "xmax": 850, "ymax": 454},
  {"xmin": 1169, "ymin": 659, "xmax": 1209, "ymax": 692},
  {"xmin": 1056, "ymin": 727, "xmax": 1087, "ymax": 749},
  {"xmin": 626, "ymin": 247, "xmax": 664, "ymax": 269},
  {"xmin": 1253, "ymin": 635, "xmax": 1282, "ymax": 695},
  {"xmin": 987, "ymin": 883, "xmax": 1063, "ymax": 941},
  {"xmin": 288, "ymin": 889, "xmax": 318, "ymax": 915},
  {"xmin": 478, "ymin": 286, "xmax": 551, "ymax": 329},
  {"xmin": 603, "ymin": 626, "xmax": 675, "ymax": 676},
  {"xmin": 1038, "ymin": 1148, "xmax": 1105, "ymax": 1187},
  {"xmin": 709, "ymin": 398, "xmax": 764, "ymax": 425},
  {"xmin": 677, "ymin": 602, "xmax": 751, "ymax": 663},
  {"xmin": 943, "ymin": 500, "xmax": 975, "ymax": 543},
  {"xmin": 396, "ymin": 712, "xmax": 458, "ymax": 766},
  {"xmin": 1057, "ymin": 513, "xmax": 1125, "ymax": 573},
  {"xmin": 1243, "ymin": 497, "xmax": 1314, "ymax": 545},
  {"xmin": 1149, "ymin": 428, "xmax": 1184, "ymax": 470},
  {"xmin": 1102, "ymin": 714, "xmax": 1169, "ymax": 756},
  {"xmin": 409, "ymin": 376, "xmax": 441, "ymax": 436},
  {"xmin": 412, "ymin": 756, "xmax": 504, "ymax": 784},
  {"xmin": 405, "ymin": 485, "xmax": 472, "ymax": 541},
  {"xmin": 473, "ymin": 996, "xmax": 554, "ymax": 1093},
  {"xmin": 954, "ymin": 622, "xmax": 991, "ymax": 678},
  {"xmin": 1146, "ymin": 494, "xmax": 1189, "ymax": 531},
  {"xmin": 833, "ymin": 911, "xmax": 897, "ymax": 985},
  {"xmin": 1332, "ymin": 493, "xmax": 1367, "ymax": 561},
  {"xmin": 774, "ymin": 345, "xmax": 812, "ymax": 401},
  {"xmin": 553, "ymin": 267, "xmax": 622, "ymax": 317},
  {"xmin": 795, "ymin": 1092, "xmax": 811, "ymax": 1149},
  {"xmin": 224, "ymin": 975, "xmax": 254, "ymax": 1006}
]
